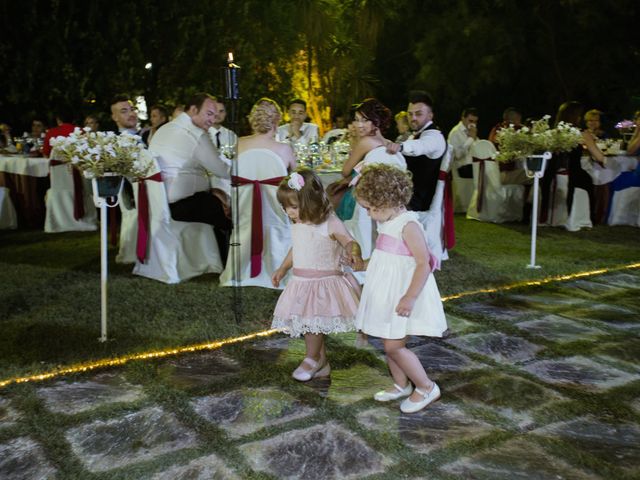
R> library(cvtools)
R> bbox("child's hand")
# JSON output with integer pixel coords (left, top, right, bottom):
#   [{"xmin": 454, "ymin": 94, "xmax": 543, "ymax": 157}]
[
  {"xmin": 351, "ymin": 254, "xmax": 365, "ymax": 271},
  {"xmin": 271, "ymin": 268, "xmax": 285, "ymax": 287},
  {"xmin": 395, "ymin": 295, "xmax": 417, "ymax": 317}
]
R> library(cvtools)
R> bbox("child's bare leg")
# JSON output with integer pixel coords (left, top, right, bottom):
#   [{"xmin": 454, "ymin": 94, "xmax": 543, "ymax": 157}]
[
  {"xmin": 384, "ymin": 354, "xmax": 410, "ymax": 393},
  {"xmin": 383, "ymin": 338, "xmax": 434, "ymax": 401},
  {"xmin": 300, "ymin": 333, "xmax": 326, "ymax": 371}
]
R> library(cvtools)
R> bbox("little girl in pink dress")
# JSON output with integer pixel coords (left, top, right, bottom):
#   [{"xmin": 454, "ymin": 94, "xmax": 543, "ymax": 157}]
[{"xmin": 271, "ymin": 169, "xmax": 363, "ymax": 381}]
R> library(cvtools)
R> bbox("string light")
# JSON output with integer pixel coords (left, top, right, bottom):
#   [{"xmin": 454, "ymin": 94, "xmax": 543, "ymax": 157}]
[{"xmin": 1, "ymin": 262, "xmax": 638, "ymax": 389}]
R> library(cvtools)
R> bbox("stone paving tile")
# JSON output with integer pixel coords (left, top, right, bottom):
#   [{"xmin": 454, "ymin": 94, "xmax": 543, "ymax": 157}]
[
  {"xmin": 561, "ymin": 302, "xmax": 639, "ymax": 331},
  {"xmin": 522, "ymin": 356, "xmax": 640, "ymax": 390},
  {"xmin": 66, "ymin": 406, "xmax": 198, "ymax": 472},
  {"xmin": 239, "ymin": 421, "xmax": 393, "ymax": 479},
  {"xmin": 456, "ymin": 301, "xmax": 530, "ymax": 321},
  {"xmin": 157, "ymin": 350, "xmax": 241, "ymax": 388},
  {"xmin": 534, "ymin": 417, "xmax": 640, "ymax": 474},
  {"xmin": 191, "ymin": 387, "xmax": 314, "ymax": 438},
  {"xmin": 445, "ymin": 313, "xmax": 479, "ymax": 334},
  {"xmin": 562, "ymin": 279, "xmax": 628, "ymax": 295},
  {"xmin": 504, "ymin": 292, "xmax": 589, "ymax": 310},
  {"xmin": 411, "ymin": 342, "xmax": 482, "ymax": 373},
  {"xmin": 149, "ymin": 453, "xmax": 241, "ymax": 480},
  {"xmin": 446, "ymin": 332, "xmax": 544, "ymax": 364},
  {"xmin": 440, "ymin": 437, "xmax": 602, "ymax": 479},
  {"xmin": 0, "ymin": 396, "xmax": 21, "ymax": 428},
  {"xmin": 514, "ymin": 314, "xmax": 607, "ymax": 342},
  {"xmin": 591, "ymin": 272, "xmax": 640, "ymax": 289},
  {"xmin": 304, "ymin": 363, "xmax": 392, "ymax": 405},
  {"xmin": 356, "ymin": 402, "xmax": 496, "ymax": 454},
  {"xmin": 36, "ymin": 372, "xmax": 144, "ymax": 414},
  {"xmin": 0, "ymin": 436, "xmax": 58, "ymax": 480}
]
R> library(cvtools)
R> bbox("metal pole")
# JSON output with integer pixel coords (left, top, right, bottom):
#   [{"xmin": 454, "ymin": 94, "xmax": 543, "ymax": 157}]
[
  {"xmin": 99, "ymin": 203, "xmax": 108, "ymax": 341},
  {"xmin": 528, "ymin": 175, "xmax": 541, "ymax": 269}
]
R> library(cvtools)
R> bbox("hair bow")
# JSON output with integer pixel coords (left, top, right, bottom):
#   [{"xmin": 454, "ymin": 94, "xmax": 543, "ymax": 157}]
[{"xmin": 287, "ymin": 172, "xmax": 305, "ymax": 191}]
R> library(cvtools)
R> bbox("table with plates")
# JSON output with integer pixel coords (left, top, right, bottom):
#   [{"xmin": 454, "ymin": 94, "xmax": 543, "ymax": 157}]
[
  {"xmin": 0, "ymin": 155, "xmax": 50, "ymax": 228},
  {"xmin": 582, "ymin": 154, "xmax": 639, "ymax": 185}
]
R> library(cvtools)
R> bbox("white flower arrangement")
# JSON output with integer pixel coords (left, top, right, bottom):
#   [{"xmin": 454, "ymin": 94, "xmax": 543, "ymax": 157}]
[
  {"xmin": 49, "ymin": 127, "xmax": 153, "ymax": 179},
  {"xmin": 494, "ymin": 115, "xmax": 583, "ymax": 163}
]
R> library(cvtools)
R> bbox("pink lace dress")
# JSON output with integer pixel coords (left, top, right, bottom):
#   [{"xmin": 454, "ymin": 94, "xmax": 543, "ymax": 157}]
[
  {"xmin": 355, "ymin": 211, "xmax": 447, "ymax": 340},
  {"xmin": 272, "ymin": 216, "xmax": 361, "ymax": 337}
]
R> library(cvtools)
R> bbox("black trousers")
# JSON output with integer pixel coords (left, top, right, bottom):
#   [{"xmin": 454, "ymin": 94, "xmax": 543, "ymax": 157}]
[{"xmin": 169, "ymin": 191, "xmax": 231, "ymax": 264}]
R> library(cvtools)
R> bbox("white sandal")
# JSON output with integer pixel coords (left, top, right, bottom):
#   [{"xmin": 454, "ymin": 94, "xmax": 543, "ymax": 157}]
[
  {"xmin": 374, "ymin": 383, "xmax": 413, "ymax": 402},
  {"xmin": 292, "ymin": 358, "xmax": 331, "ymax": 382},
  {"xmin": 400, "ymin": 383, "xmax": 440, "ymax": 413}
]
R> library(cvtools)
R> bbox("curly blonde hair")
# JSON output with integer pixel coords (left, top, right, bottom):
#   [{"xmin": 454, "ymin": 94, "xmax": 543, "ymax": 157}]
[
  {"xmin": 354, "ymin": 164, "xmax": 413, "ymax": 209},
  {"xmin": 248, "ymin": 97, "xmax": 282, "ymax": 134},
  {"xmin": 276, "ymin": 168, "xmax": 332, "ymax": 224}
]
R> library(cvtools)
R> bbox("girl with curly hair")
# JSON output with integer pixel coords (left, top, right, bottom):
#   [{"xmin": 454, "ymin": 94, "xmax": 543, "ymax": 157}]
[
  {"xmin": 271, "ymin": 168, "xmax": 364, "ymax": 381},
  {"xmin": 354, "ymin": 164, "xmax": 447, "ymax": 413}
]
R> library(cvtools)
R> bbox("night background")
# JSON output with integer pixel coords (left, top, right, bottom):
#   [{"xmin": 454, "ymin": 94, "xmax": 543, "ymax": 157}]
[{"xmin": 1, "ymin": 0, "xmax": 639, "ymax": 136}]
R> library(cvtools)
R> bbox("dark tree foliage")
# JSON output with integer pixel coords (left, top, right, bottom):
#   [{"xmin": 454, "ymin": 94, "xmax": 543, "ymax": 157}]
[{"xmin": 0, "ymin": 0, "xmax": 638, "ymax": 136}]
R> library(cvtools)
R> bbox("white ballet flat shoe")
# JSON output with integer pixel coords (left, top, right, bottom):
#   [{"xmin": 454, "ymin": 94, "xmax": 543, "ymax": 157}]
[
  {"xmin": 400, "ymin": 382, "xmax": 440, "ymax": 413},
  {"xmin": 292, "ymin": 358, "xmax": 331, "ymax": 382},
  {"xmin": 373, "ymin": 383, "xmax": 413, "ymax": 402}
]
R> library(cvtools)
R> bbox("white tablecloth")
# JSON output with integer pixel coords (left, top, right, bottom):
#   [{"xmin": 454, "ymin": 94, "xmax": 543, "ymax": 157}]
[
  {"xmin": 317, "ymin": 169, "xmax": 343, "ymax": 188},
  {"xmin": 0, "ymin": 155, "xmax": 50, "ymax": 177},
  {"xmin": 581, "ymin": 155, "xmax": 639, "ymax": 185}
]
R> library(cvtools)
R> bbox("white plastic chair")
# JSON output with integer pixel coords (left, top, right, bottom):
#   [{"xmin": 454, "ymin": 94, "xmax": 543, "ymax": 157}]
[
  {"xmin": 451, "ymin": 163, "xmax": 474, "ymax": 213},
  {"xmin": 115, "ymin": 186, "xmax": 138, "ymax": 264},
  {"xmin": 607, "ymin": 172, "xmax": 640, "ymax": 227},
  {"xmin": 44, "ymin": 162, "xmax": 97, "ymax": 232},
  {"xmin": 132, "ymin": 159, "xmax": 223, "ymax": 284},
  {"xmin": 0, "ymin": 187, "xmax": 17, "ymax": 229},
  {"xmin": 541, "ymin": 169, "xmax": 569, "ymax": 227},
  {"xmin": 219, "ymin": 148, "xmax": 291, "ymax": 288},
  {"xmin": 417, "ymin": 145, "xmax": 453, "ymax": 265},
  {"xmin": 466, "ymin": 140, "xmax": 524, "ymax": 223}
]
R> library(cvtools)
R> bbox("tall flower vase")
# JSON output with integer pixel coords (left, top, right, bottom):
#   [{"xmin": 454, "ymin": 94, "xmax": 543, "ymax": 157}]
[
  {"xmin": 91, "ymin": 173, "xmax": 124, "ymax": 342},
  {"xmin": 523, "ymin": 152, "xmax": 551, "ymax": 269}
]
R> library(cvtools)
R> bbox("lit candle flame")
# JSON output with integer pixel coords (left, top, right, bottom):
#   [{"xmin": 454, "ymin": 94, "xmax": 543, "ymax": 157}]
[{"xmin": 228, "ymin": 52, "xmax": 234, "ymax": 63}]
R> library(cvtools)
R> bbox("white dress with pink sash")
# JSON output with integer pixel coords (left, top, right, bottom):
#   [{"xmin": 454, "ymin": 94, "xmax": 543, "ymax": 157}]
[
  {"xmin": 272, "ymin": 215, "xmax": 361, "ymax": 337},
  {"xmin": 355, "ymin": 211, "xmax": 447, "ymax": 340}
]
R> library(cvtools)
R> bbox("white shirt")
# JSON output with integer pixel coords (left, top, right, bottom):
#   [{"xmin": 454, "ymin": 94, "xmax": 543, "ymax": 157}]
[
  {"xmin": 447, "ymin": 121, "xmax": 476, "ymax": 168},
  {"xmin": 401, "ymin": 121, "xmax": 446, "ymax": 158},
  {"xmin": 209, "ymin": 125, "xmax": 237, "ymax": 150},
  {"xmin": 276, "ymin": 122, "xmax": 319, "ymax": 145},
  {"xmin": 150, "ymin": 113, "xmax": 229, "ymax": 203}
]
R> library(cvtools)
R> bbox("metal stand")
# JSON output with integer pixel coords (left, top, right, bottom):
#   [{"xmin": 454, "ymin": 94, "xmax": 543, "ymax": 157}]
[
  {"xmin": 524, "ymin": 152, "xmax": 551, "ymax": 269},
  {"xmin": 223, "ymin": 52, "xmax": 242, "ymax": 323},
  {"xmin": 91, "ymin": 176, "xmax": 124, "ymax": 342}
]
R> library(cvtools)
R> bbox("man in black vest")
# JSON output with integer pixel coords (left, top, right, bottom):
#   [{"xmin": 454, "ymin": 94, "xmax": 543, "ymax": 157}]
[{"xmin": 386, "ymin": 91, "xmax": 447, "ymax": 211}]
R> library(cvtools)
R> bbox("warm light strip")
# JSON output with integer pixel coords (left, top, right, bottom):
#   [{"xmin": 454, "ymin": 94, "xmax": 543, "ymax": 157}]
[
  {"xmin": 0, "ymin": 329, "xmax": 279, "ymax": 389},
  {"xmin": 442, "ymin": 262, "xmax": 640, "ymax": 302},
  {"xmin": 1, "ymin": 262, "xmax": 638, "ymax": 389}
]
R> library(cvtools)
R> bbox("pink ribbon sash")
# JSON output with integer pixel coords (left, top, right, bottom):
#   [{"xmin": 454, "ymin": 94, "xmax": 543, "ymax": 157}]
[
  {"xmin": 375, "ymin": 233, "xmax": 440, "ymax": 271},
  {"xmin": 292, "ymin": 268, "xmax": 361, "ymax": 294},
  {"xmin": 232, "ymin": 175, "xmax": 285, "ymax": 277},
  {"xmin": 135, "ymin": 172, "xmax": 163, "ymax": 263}
]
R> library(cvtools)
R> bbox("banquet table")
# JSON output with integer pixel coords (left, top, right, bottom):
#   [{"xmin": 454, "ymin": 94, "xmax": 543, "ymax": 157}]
[
  {"xmin": 582, "ymin": 154, "xmax": 639, "ymax": 185},
  {"xmin": 0, "ymin": 155, "xmax": 50, "ymax": 228}
]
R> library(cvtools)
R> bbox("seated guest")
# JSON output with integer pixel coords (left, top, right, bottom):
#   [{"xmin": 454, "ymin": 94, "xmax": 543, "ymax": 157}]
[
  {"xmin": 30, "ymin": 118, "xmax": 47, "ymax": 139},
  {"xmin": 83, "ymin": 114, "xmax": 101, "ymax": 132},
  {"xmin": 238, "ymin": 98, "xmax": 296, "ymax": 171},
  {"xmin": 170, "ymin": 104, "xmax": 185, "ymax": 120},
  {"xmin": 626, "ymin": 110, "xmax": 640, "ymax": 155},
  {"xmin": 141, "ymin": 104, "xmax": 168, "ymax": 146},
  {"xmin": 488, "ymin": 107, "xmax": 522, "ymax": 145},
  {"xmin": 394, "ymin": 111, "xmax": 411, "ymax": 143},
  {"xmin": 448, "ymin": 107, "xmax": 478, "ymax": 179},
  {"xmin": 322, "ymin": 112, "xmax": 348, "ymax": 144},
  {"xmin": 209, "ymin": 97, "xmax": 237, "ymax": 153},
  {"xmin": 276, "ymin": 98, "xmax": 319, "ymax": 145},
  {"xmin": 110, "ymin": 94, "xmax": 140, "ymax": 135},
  {"xmin": 584, "ymin": 109, "xmax": 606, "ymax": 140},
  {"xmin": 0, "ymin": 123, "xmax": 16, "ymax": 152},
  {"xmin": 150, "ymin": 93, "xmax": 232, "ymax": 260},
  {"xmin": 43, "ymin": 108, "xmax": 77, "ymax": 157}
]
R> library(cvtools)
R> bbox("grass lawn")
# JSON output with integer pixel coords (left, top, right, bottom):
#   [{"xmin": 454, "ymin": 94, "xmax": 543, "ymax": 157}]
[{"xmin": 1, "ymin": 215, "xmax": 638, "ymax": 381}]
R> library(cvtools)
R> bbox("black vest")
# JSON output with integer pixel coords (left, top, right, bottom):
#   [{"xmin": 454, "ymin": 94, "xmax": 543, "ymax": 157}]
[{"xmin": 404, "ymin": 123, "xmax": 447, "ymax": 211}]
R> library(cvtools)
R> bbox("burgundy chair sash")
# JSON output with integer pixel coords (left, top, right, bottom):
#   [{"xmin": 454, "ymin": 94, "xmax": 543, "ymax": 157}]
[
  {"xmin": 472, "ymin": 156, "xmax": 494, "ymax": 213},
  {"xmin": 438, "ymin": 170, "xmax": 456, "ymax": 249},
  {"xmin": 232, "ymin": 175, "xmax": 286, "ymax": 277},
  {"xmin": 50, "ymin": 160, "xmax": 85, "ymax": 221},
  {"xmin": 135, "ymin": 172, "xmax": 163, "ymax": 263}
]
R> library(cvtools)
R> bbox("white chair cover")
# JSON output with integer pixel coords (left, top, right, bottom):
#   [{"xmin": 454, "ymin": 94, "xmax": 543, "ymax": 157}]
[
  {"xmin": 466, "ymin": 140, "xmax": 524, "ymax": 223},
  {"xmin": 219, "ymin": 148, "xmax": 291, "ymax": 288},
  {"xmin": 417, "ymin": 146, "xmax": 452, "ymax": 265},
  {"xmin": 132, "ymin": 158, "xmax": 223, "ymax": 284},
  {"xmin": 608, "ymin": 174, "xmax": 640, "ymax": 227},
  {"xmin": 115, "ymin": 187, "xmax": 138, "ymax": 264},
  {"xmin": 44, "ymin": 163, "xmax": 97, "ymax": 232},
  {"xmin": 565, "ymin": 188, "xmax": 592, "ymax": 232},
  {"xmin": 0, "ymin": 187, "xmax": 17, "ymax": 229},
  {"xmin": 451, "ymin": 164, "xmax": 474, "ymax": 213},
  {"xmin": 541, "ymin": 169, "xmax": 569, "ymax": 227}
]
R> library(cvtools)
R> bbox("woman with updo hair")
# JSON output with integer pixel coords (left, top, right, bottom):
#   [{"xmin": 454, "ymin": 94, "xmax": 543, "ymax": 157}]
[
  {"xmin": 329, "ymin": 98, "xmax": 406, "ymax": 221},
  {"xmin": 238, "ymin": 97, "xmax": 297, "ymax": 171}
]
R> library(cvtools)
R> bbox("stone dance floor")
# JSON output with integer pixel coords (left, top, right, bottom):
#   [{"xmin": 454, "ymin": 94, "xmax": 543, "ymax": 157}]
[{"xmin": 1, "ymin": 270, "xmax": 639, "ymax": 479}]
